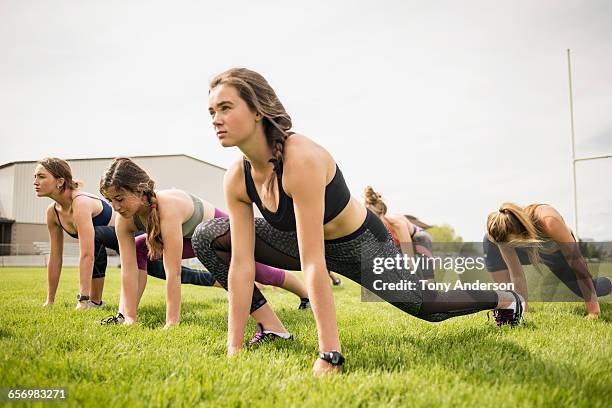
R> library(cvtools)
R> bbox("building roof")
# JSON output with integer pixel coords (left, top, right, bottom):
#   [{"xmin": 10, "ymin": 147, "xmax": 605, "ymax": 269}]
[{"xmin": 0, "ymin": 154, "xmax": 226, "ymax": 171}]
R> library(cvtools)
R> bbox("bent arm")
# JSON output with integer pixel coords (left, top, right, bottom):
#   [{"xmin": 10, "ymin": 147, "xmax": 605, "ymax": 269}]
[{"xmin": 45, "ymin": 206, "xmax": 64, "ymax": 305}]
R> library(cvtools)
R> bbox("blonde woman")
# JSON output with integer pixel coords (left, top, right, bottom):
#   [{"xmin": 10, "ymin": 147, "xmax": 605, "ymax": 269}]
[{"xmin": 485, "ymin": 202, "xmax": 612, "ymax": 320}]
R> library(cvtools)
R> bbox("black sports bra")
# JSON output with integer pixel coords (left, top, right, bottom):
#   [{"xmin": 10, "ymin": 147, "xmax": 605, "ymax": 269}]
[{"xmin": 243, "ymin": 158, "xmax": 351, "ymax": 232}]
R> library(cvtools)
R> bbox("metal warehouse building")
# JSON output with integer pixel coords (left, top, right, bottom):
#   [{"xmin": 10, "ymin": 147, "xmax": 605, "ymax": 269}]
[{"xmin": 0, "ymin": 155, "xmax": 226, "ymax": 254}]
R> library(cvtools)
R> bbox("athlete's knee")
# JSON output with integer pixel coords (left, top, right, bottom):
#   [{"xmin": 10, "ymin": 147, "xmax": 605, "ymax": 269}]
[{"xmin": 192, "ymin": 218, "xmax": 230, "ymax": 254}]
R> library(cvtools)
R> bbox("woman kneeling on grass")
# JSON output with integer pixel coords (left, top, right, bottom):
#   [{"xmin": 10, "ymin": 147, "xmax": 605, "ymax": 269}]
[
  {"xmin": 99, "ymin": 158, "xmax": 310, "ymax": 328},
  {"xmin": 485, "ymin": 202, "xmax": 612, "ymax": 320},
  {"xmin": 192, "ymin": 68, "xmax": 529, "ymax": 375},
  {"xmin": 35, "ymin": 157, "xmax": 115, "ymax": 309},
  {"xmin": 36, "ymin": 158, "xmax": 233, "ymax": 313}
]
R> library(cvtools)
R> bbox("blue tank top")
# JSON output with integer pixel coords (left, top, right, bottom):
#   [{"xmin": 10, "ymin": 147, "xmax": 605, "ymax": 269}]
[
  {"xmin": 243, "ymin": 158, "xmax": 351, "ymax": 232},
  {"xmin": 54, "ymin": 195, "xmax": 112, "ymax": 239}
]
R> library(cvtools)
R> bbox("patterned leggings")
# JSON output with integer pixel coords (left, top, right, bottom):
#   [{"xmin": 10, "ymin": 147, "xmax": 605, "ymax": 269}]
[{"xmin": 192, "ymin": 210, "xmax": 499, "ymax": 322}]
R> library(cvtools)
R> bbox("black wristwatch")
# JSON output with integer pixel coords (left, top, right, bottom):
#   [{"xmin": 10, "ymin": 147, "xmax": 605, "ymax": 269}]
[
  {"xmin": 76, "ymin": 294, "xmax": 90, "ymax": 302},
  {"xmin": 319, "ymin": 351, "xmax": 345, "ymax": 366}
]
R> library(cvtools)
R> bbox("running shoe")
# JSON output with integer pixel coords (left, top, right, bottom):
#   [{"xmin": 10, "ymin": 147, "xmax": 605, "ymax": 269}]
[
  {"xmin": 491, "ymin": 291, "xmax": 524, "ymax": 327},
  {"xmin": 87, "ymin": 300, "xmax": 105, "ymax": 308},
  {"xmin": 298, "ymin": 298, "xmax": 311, "ymax": 310},
  {"xmin": 247, "ymin": 323, "xmax": 292, "ymax": 348},
  {"xmin": 101, "ymin": 312, "xmax": 125, "ymax": 325}
]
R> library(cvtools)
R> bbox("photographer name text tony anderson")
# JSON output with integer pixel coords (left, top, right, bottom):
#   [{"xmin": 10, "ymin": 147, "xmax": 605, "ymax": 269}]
[{"xmin": 371, "ymin": 279, "xmax": 515, "ymax": 292}]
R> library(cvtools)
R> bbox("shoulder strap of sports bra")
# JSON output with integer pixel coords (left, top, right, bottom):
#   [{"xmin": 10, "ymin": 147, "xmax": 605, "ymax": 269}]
[
  {"xmin": 72, "ymin": 193, "xmax": 104, "ymax": 202},
  {"xmin": 243, "ymin": 159, "xmax": 263, "ymax": 205}
]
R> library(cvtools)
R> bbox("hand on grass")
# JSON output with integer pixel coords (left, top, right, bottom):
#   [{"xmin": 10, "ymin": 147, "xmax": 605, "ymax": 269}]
[
  {"xmin": 163, "ymin": 321, "xmax": 179, "ymax": 330},
  {"xmin": 123, "ymin": 317, "xmax": 137, "ymax": 325},
  {"xmin": 585, "ymin": 300, "xmax": 600, "ymax": 319},
  {"xmin": 227, "ymin": 345, "xmax": 242, "ymax": 357},
  {"xmin": 75, "ymin": 301, "xmax": 89, "ymax": 310},
  {"xmin": 313, "ymin": 358, "xmax": 342, "ymax": 376}
]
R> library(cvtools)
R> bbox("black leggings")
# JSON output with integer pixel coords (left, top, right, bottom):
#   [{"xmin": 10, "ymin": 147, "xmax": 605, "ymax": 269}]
[
  {"xmin": 483, "ymin": 236, "xmax": 612, "ymax": 299},
  {"xmin": 93, "ymin": 226, "xmax": 215, "ymax": 286},
  {"xmin": 192, "ymin": 210, "xmax": 500, "ymax": 322}
]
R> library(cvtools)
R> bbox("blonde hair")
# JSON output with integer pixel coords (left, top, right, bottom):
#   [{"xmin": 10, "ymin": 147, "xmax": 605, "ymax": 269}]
[
  {"xmin": 100, "ymin": 158, "xmax": 163, "ymax": 260},
  {"xmin": 364, "ymin": 186, "xmax": 387, "ymax": 217},
  {"xmin": 486, "ymin": 202, "xmax": 544, "ymax": 268},
  {"xmin": 210, "ymin": 68, "xmax": 292, "ymax": 211}
]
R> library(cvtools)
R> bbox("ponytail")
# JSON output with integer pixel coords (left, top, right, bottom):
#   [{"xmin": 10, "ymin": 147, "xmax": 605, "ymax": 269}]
[{"xmin": 487, "ymin": 202, "xmax": 543, "ymax": 268}]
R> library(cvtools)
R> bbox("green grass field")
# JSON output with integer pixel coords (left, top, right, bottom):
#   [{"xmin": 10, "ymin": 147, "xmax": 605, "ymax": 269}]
[{"xmin": 1, "ymin": 266, "xmax": 611, "ymax": 407}]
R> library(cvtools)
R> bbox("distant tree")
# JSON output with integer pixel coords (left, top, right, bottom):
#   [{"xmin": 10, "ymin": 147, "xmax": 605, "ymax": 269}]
[
  {"xmin": 428, "ymin": 224, "xmax": 463, "ymax": 243},
  {"xmin": 578, "ymin": 239, "xmax": 601, "ymax": 259}
]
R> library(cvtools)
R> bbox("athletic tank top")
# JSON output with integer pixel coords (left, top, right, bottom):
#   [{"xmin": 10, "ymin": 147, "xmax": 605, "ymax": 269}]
[
  {"xmin": 133, "ymin": 193, "xmax": 204, "ymax": 239},
  {"xmin": 384, "ymin": 219, "xmax": 420, "ymax": 245},
  {"xmin": 243, "ymin": 158, "xmax": 351, "ymax": 232},
  {"xmin": 54, "ymin": 194, "xmax": 112, "ymax": 239}
]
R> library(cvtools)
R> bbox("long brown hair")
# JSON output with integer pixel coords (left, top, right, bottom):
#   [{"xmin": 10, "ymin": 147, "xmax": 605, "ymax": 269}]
[
  {"xmin": 364, "ymin": 186, "xmax": 387, "ymax": 217},
  {"xmin": 210, "ymin": 68, "xmax": 292, "ymax": 211},
  {"xmin": 99, "ymin": 158, "xmax": 163, "ymax": 260},
  {"xmin": 486, "ymin": 202, "xmax": 543, "ymax": 267},
  {"xmin": 38, "ymin": 157, "xmax": 82, "ymax": 192}
]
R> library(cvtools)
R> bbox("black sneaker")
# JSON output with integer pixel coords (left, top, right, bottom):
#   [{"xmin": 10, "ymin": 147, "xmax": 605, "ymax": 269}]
[
  {"xmin": 491, "ymin": 291, "xmax": 524, "ymax": 327},
  {"xmin": 298, "ymin": 298, "xmax": 311, "ymax": 310},
  {"xmin": 101, "ymin": 312, "xmax": 125, "ymax": 325},
  {"xmin": 247, "ymin": 323, "xmax": 293, "ymax": 348}
]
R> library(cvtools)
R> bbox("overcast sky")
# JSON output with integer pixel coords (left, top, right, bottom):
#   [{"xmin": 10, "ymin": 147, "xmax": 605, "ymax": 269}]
[{"xmin": 1, "ymin": 0, "xmax": 611, "ymax": 240}]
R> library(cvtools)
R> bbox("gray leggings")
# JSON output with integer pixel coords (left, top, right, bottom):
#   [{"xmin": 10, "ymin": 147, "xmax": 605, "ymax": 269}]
[{"xmin": 192, "ymin": 210, "xmax": 499, "ymax": 322}]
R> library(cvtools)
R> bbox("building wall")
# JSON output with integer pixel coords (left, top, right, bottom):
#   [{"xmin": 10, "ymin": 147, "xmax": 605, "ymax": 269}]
[
  {"xmin": 0, "ymin": 165, "xmax": 15, "ymax": 219},
  {"xmin": 11, "ymin": 155, "xmax": 226, "ymax": 224},
  {"xmin": 12, "ymin": 223, "xmax": 50, "ymax": 253},
  {"xmin": 4, "ymin": 155, "xmax": 226, "ymax": 249}
]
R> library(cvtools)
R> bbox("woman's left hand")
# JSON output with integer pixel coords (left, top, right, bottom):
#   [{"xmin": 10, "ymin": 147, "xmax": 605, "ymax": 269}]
[
  {"xmin": 163, "ymin": 321, "xmax": 179, "ymax": 330},
  {"xmin": 585, "ymin": 299, "xmax": 600, "ymax": 319},
  {"xmin": 313, "ymin": 358, "xmax": 343, "ymax": 376}
]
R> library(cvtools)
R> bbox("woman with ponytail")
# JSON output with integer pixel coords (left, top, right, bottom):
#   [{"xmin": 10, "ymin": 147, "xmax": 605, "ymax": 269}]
[
  {"xmin": 194, "ymin": 67, "xmax": 528, "ymax": 376},
  {"xmin": 100, "ymin": 158, "xmax": 309, "ymax": 328},
  {"xmin": 364, "ymin": 186, "xmax": 434, "ymax": 281},
  {"xmin": 485, "ymin": 202, "xmax": 611, "ymax": 319},
  {"xmin": 34, "ymin": 157, "xmax": 114, "ymax": 309}
]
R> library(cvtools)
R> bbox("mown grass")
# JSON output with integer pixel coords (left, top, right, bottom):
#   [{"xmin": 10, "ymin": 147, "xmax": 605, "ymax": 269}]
[{"xmin": 0, "ymin": 266, "xmax": 611, "ymax": 407}]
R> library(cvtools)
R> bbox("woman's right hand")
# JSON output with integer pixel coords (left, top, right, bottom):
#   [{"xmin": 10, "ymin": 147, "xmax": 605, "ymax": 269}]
[{"xmin": 123, "ymin": 316, "xmax": 137, "ymax": 325}]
